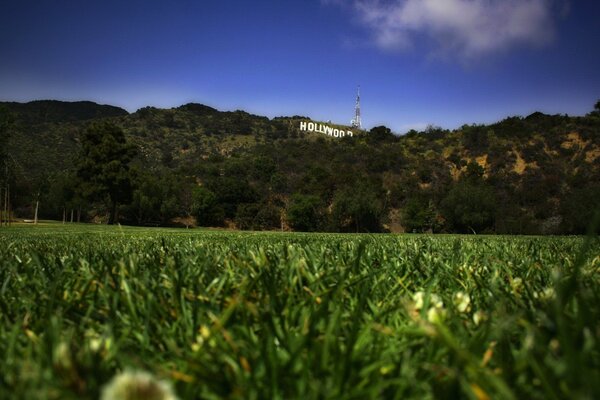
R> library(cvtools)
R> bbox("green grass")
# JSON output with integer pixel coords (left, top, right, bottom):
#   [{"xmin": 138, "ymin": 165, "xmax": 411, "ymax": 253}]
[{"xmin": 1, "ymin": 225, "xmax": 599, "ymax": 399}]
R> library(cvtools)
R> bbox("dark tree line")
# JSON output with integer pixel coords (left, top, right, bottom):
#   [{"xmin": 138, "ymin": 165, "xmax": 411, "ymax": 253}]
[{"xmin": 2, "ymin": 100, "xmax": 599, "ymax": 234}]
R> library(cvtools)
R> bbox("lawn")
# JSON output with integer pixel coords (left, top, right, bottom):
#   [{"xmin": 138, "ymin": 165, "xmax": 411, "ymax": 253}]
[{"xmin": 1, "ymin": 224, "xmax": 599, "ymax": 399}]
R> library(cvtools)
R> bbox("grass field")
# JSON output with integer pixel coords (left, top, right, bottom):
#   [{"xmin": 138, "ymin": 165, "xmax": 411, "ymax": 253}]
[{"xmin": 1, "ymin": 224, "xmax": 599, "ymax": 399}]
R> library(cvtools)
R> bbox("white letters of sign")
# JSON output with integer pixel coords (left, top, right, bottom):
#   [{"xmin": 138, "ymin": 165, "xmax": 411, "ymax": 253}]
[{"xmin": 299, "ymin": 121, "xmax": 353, "ymax": 138}]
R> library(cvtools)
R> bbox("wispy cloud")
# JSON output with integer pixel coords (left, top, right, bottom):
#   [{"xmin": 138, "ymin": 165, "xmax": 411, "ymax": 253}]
[{"xmin": 326, "ymin": 0, "xmax": 567, "ymax": 60}]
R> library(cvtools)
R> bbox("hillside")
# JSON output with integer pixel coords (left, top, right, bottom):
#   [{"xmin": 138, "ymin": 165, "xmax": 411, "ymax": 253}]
[
  {"xmin": 3, "ymin": 100, "xmax": 128, "ymax": 124},
  {"xmin": 1, "ymin": 100, "xmax": 599, "ymax": 234}
]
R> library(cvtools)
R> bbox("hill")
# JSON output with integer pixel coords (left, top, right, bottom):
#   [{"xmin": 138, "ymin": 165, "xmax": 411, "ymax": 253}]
[
  {"xmin": 1, "ymin": 99, "xmax": 599, "ymax": 234},
  {"xmin": 2, "ymin": 100, "xmax": 128, "ymax": 124}
]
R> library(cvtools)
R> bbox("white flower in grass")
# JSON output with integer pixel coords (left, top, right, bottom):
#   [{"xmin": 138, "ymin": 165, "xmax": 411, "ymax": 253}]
[
  {"xmin": 430, "ymin": 294, "xmax": 443, "ymax": 309},
  {"xmin": 85, "ymin": 330, "xmax": 106, "ymax": 353},
  {"xmin": 101, "ymin": 370, "xmax": 178, "ymax": 400},
  {"xmin": 412, "ymin": 291, "xmax": 443, "ymax": 310},
  {"xmin": 539, "ymin": 287, "xmax": 555, "ymax": 301},
  {"xmin": 413, "ymin": 291, "xmax": 425, "ymax": 310},
  {"xmin": 89, "ymin": 338, "xmax": 102, "ymax": 352},
  {"xmin": 473, "ymin": 310, "xmax": 486, "ymax": 326},
  {"xmin": 411, "ymin": 291, "xmax": 446, "ymax": 323},
  {"xmin": 453, "ymin": 291, "xmax": 471, "ymax": 313},
  {"xmin": 510, "ymin": 277, "xmax": 523, "ymax": 294},
  {"xmin": 53, "ymin": 342, "xmax": 72, "ymax": 370},
  {"xmin": 427, "ymin": 306, "xmax": 447, "ymax": 324}
]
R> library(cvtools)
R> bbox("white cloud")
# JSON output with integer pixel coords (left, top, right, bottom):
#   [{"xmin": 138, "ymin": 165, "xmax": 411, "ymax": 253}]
[{"xmin": 331, "ymin": 0, "xmax": 564, "ymax": 60}]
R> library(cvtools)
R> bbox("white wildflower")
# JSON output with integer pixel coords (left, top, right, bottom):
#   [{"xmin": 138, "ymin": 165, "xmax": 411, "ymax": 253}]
[
  {"xmin": 539, "ymin": 287, "xmax": 555, "ymax": 301},
  {"xmin": 472, "ymin": 310, "xmax": 486, "ymax": 326},
  {"xmin": 413, "ymin": 291, "xmax": 425, "ymax": 310},
  {"xmin": 101, "ymin": 370, "xmax": 179, "ymax": 400},
  {"xmin": 453, "ymin": 291, "xmax": 471, "ymax": 313},
  {"xmin": 412, "ymin": 291, "xmax": 443, "ymax": 310},
  {"xmin": 427, "ymin": 306, "xmax": 446, "ymax": 324},
  {"xmin": 89, "ymin": 338, "xmax": 102, "ymax": 352},
  {"xmin": 412, "ymin": 291, "xmax": 445, "ymax": 323},
  {"xmin": 430, "ymin": 293, "xmax": 443, "ymax": 309},
  {"xmin": 549, "ymin": 339, "xmax": 560, "ymax": 353},
  {"xmin": 53, "ymin": 342, "xmax": 72, "ymax": 370},
  {"xmin": 85, "ymin": 330, "xmax": 103, "ymax": 353},
  {"xmin": 510, "ymin": 277, "xmax": 523, "ymax": 294},
  {"xmin": 524, "ymin": 332, "xmax": 535, "ymax": 351}
]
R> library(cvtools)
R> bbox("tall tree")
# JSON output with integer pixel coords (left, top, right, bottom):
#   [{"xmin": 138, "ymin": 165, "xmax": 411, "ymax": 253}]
[
  {"xmin": 0, "ymin": 106, "xmax": 14, "ymax": 225},
  {"xmin": 191, "ymin": 186, "xmax": 224, "ymax": 227},
  {"xmin": 402, "ymin": 198, "xmax": 440, "ymax": 233},
  {"xmin": 331, "ymin": 184, "xmax": 385, "ymax": 233},
  {"xmin": 76, "ymin": 122, "xmax": 136, "ymax": 224},
  {"xmin": 367, "ymin": 125, "xmax": 396, "ymax": 143},
  {"xmin": 440, "ymin": 161, "xmax": 497, "ymax": 233},
  {"xmin": 0, "ymin": 106, "xmax": 14, "ymax": 176},
  {"xmin": 287, "ymin": 193, "xmax": 324, "ymax": 232},
  {"xmin": 0, "ymin": 106, "xmax": 10, "ymax": 161}
]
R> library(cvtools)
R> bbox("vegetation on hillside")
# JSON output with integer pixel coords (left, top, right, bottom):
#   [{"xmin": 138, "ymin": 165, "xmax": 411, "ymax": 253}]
[{"xmin": 2, "ymin": 100, "xmax": 599, "ymax": 233}]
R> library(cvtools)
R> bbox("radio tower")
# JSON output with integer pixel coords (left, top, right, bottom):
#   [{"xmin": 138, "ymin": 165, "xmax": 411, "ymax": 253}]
[{"xmin": 351, "ymin": 86, "xmax": 361, "ymax": 129}]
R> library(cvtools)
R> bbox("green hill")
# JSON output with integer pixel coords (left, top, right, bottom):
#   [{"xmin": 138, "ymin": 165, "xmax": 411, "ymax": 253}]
[
  {"xmin": 2, "ymin": 99, "xmax": 599, "ymax": 234},
  {"xmin": 3, "ymin": 100, "xmax": 128, "ymax": 124}
]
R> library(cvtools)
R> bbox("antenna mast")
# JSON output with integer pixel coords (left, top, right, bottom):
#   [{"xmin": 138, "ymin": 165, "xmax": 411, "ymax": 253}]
[{"xmin": 351, "ymin": 86, "xmax": 361, "ymax": 129}]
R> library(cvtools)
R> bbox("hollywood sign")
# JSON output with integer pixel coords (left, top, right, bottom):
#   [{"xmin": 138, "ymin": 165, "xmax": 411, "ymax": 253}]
[{"xmin": 299, "ymin": 121, "xmax": 353, "ymax": 138}]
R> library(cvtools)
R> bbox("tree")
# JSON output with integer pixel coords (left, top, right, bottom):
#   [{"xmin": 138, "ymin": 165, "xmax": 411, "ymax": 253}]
[
  {"xmin": 560, "ymin": 184, "xmax": 600, "ymax": 234},
  {"xmin": 191, "ymin": 186, "xmax": 224, "ymax": 227},
  {"xmin": 0, "ymin": 106, "xmax": 12, "ymax": 165},
  {"xmin": 235, "ymin": 202, "xmax": 279, "ymax": 230},
  {"xmin": 44, "ymin": 172, "xmax": 86, "ymax": 221},
  {"xmin": 367, "ymin": 125, "xmax": 396, "ymax": 143},
  {"xmin": 76, "ymin": 122, "xmax": 136, "ymax": 224},
  {"xmin": 207, "ymin": 176, "xmax": 257, "ymax": 219},
  {"xmin": 402, "ymin": 198, "xmax": 440, "ymax": 233},
  {"xmin": 0, "ymin": 107, "xmax": 14, "ymax": 182},
  {"xmin": 331, "ymin": 185, "xmax": 385, "ymax": 233},
  {"xmin": 124, "ymin": 169, "xmax": 170, "ymax": 225},
  {"xmin": 441, "ymin": 182, "xmax": 496, "ymax": 233},
  {"xmin": 0, "ymin": 106, "xmax": 15, "ymax": 226},
  {"xmin": 287, "ymin": 193, "xmax": 323, "ymax": 231}
]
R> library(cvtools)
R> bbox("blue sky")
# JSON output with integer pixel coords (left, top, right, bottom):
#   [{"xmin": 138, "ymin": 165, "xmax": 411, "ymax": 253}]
[{"xmin": 1, "ymin": 0, "xmax": 599, "ymax": 132}]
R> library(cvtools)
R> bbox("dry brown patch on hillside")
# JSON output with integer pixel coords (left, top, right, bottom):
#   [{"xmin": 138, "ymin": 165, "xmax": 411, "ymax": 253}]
[
  {"xmin": 450, "ymin": 164, "xmax": 462, "ymax": 181},
  {"xmin": 586, "ymin": 148, "xmax": 600, "ymax": 163},
  {"xmin": 448, "ymin": 154, "xmax": 488, "ymax": 180},
  {"xmin": 476, "ymin": 154, "xmax": 489, "ymax": 177},
  {"xmin": 512, "ymin": 149, "xmax": 539, "ymax": 174},
  {"xmin": 561, "ymin": 132, "xmax": 589, "ymax": 150},
  {"xmin": 442, "ymin": 147, "xmax": 453, "ymax": 159},
  {"xmin": 513, "ymin": 150, "xmax": 527, "ymax": 174}
]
